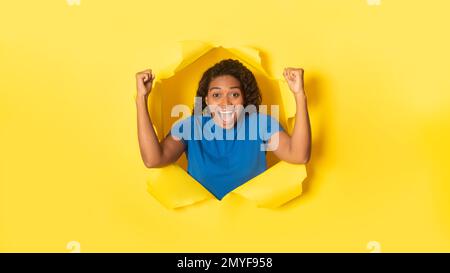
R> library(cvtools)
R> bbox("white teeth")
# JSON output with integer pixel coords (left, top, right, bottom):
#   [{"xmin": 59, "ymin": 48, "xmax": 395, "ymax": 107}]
[{"xmin": 217, "ymin": 110, "xmax": 234, "ymax": 122}]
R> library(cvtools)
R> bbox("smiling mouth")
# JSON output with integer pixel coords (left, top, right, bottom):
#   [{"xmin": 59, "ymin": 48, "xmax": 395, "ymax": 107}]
[{"xmin": 217, "ymin": 109, "xmax": 235, "ymax": 123}]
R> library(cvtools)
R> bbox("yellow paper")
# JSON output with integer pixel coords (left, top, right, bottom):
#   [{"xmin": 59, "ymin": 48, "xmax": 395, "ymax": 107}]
[
  {"xmin": 2, "ymin": 0, "xmax": 450, "ymax": 252},
  {"xmin": 144, "ymin": 41, "xmax": 307, "ymax": 209}
]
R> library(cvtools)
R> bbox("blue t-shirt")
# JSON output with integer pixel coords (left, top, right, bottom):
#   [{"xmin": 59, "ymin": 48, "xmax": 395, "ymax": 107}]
[{"xmin": 168, "ymin": 112, "xmax": 284, "ymax": 200}]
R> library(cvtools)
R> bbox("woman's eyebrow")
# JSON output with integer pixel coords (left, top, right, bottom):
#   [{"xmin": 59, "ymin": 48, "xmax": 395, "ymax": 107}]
[{"xmin": 208, "ymin": 86, "xmax": 241, "ymax": 91}]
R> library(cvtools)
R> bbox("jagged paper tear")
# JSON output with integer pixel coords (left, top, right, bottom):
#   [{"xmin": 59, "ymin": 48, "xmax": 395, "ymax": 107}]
[{"xmin": 138, "ymin": 41, "xmax": 307, "ymax": 209}]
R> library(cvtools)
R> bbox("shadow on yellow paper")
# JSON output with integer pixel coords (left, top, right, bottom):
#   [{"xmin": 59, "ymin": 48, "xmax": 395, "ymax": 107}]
[{"xmin": 137, "ymin": 41, "xmax": 308, "ymax": 209}]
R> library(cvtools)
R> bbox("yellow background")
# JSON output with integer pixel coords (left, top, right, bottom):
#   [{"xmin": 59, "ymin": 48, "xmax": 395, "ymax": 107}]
[{"xmin": 1, "ymin": 0, "xmax": 450, "ymax": 252}]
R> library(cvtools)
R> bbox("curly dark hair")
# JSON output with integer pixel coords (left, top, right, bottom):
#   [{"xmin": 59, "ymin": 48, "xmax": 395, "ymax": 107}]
[{"xmin": 193, "ymin": 59, "xmax": 262, "ymax": 113}]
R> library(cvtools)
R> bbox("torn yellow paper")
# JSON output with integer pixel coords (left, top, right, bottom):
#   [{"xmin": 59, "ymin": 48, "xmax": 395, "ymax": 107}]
[
  {"xmin": 142, "ymin": 41, "xmax": 307, "ymax": 209},
  {"xmin": 147, "ymin": 161, "xmax": 306, "ymax": 209},
  {"xmin": 232, "ymin": 161, "xmax": 306, "ymax": 208},
  {"xmin": 146, "ymin": 164, "xmax": 213, "ymax": 209}
]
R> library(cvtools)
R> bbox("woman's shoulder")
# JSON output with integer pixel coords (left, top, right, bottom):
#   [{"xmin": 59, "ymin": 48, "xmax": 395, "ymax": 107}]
[
  {"xmin": 172, "ymin": 114, "xmax": 210, "ymax": 127},
  {"xmin": 252, "ymin": 111, "xmax": 284, "ymax": 131},
  {"xmin": 246, "ymin": 111, "xmax": 277, "ymax": 121}
]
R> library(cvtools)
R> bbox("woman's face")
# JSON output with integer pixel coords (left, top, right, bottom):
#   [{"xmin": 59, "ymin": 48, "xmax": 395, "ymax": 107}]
[{"xmin": 205, "ymin": 75, "xmax": 244, "ymax": 129}]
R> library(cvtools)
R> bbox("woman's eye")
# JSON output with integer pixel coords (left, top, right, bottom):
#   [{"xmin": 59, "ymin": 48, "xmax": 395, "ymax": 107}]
[
  {"xmin": 212, "ymin": 93, "xmax": 220, "ymax": 98},
  {"xmin": 231, "ymin": 93, "xmax": 240, "ymax": 98}
]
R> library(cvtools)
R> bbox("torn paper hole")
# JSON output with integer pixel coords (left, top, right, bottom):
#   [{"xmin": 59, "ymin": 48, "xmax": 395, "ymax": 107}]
[{"xmin": 138, "ymin": 41, "xmax": 307, "ymax": 209}]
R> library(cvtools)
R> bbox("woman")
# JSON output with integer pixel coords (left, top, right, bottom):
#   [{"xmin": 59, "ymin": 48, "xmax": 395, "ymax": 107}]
[{"xmin": 136, "ymin": 59, "xmax": 311, "ymax": 199}]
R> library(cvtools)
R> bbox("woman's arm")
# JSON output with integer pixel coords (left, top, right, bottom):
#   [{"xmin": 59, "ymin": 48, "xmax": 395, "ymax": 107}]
[
  {"xmin": 135, "ymin": 69, "xmax": 185, "ymax": 168},
  {"xmin": 268, "ymin": 68, "xmax": 311, "ymax": 164}
]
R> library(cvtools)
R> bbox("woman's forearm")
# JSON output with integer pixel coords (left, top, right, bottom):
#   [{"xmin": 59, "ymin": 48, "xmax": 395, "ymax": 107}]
[
  {"xmin": 290, "ymin": 93, "xmax": 312, "ymax": 163},
  {"xmin": 136, "ymin": 95, "xmax": 163, "ymax": 167}
]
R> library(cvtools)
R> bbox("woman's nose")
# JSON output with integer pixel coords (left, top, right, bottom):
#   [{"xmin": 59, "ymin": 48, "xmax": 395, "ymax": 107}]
[
  {"xmin": 219, "ymin": 96, "xmax": 231, "ymax": 107},
  {"xmin": 225, "ymin": 96, "xmax": 231, "ymax": 105}
]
